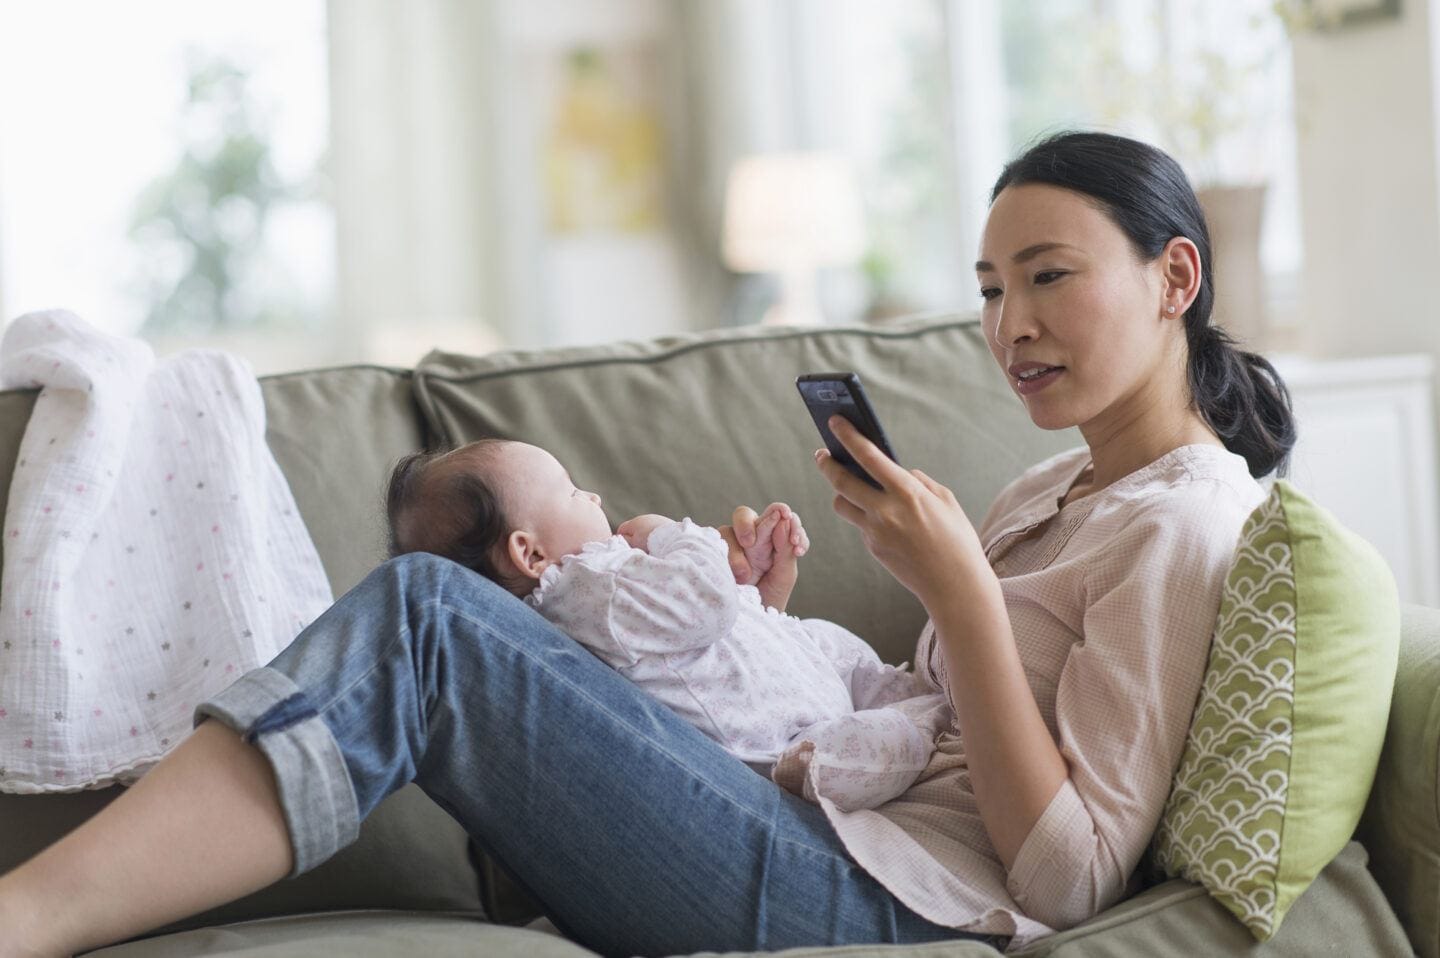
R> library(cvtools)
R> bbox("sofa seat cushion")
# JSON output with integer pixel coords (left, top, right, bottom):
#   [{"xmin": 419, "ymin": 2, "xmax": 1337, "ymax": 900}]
[
  {"xmin": 1008, "ymin": 843, "xmax": 1407, "ymax": 957},
  {"xmin": 83, "ymin": 911, "xmax": 593, "ymax": 958},
  {"xmin": 77, "ymin": 844, "xmax": 1406, "ymax": 958}
]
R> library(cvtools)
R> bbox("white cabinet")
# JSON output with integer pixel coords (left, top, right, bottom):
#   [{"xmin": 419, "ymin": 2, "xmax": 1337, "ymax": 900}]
[{"xmin": 1268, "ymin": 353, "xmax": 1439, "ymax": 607}]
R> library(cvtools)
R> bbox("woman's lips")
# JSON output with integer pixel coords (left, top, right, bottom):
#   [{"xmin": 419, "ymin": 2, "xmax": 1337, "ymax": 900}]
[{"xmin": 1016, "ymin": 366, "xmax": 1064, "ymax": 395}]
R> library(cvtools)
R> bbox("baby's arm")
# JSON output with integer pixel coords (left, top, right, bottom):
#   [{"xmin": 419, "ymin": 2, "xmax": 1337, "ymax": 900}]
[
  {"xmin": 757, "ymin": 512, "xmax": 804, "ymax": 612},
  {"xmin": 538, "ymin": 518, "xmax": 740, "ymax": 668}
]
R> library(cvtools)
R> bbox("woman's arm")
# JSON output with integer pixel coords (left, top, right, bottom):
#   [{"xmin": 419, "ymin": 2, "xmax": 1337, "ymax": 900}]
[
  {"xmin": 817, "ymin": 419, "xmax": 1249, "ymax": 929},
  {"xmin": 926, "ymin": 571, "xmax": 1068, "ymax": 868},
  {"xmin": 812, "ymin": 416, "xmax": 1065, "ymax": 866}
]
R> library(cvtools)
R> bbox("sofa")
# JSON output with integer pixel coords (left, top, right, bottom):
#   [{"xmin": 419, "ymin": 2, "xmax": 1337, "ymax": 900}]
[{"xmin": 0, "ymin": 314, "xmax": 1432, "ymax": 956}]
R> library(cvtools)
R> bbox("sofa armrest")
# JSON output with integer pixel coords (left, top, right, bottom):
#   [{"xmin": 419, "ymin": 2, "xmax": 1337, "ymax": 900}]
[{"xmin": 1357, "ymin": 602, "xmax": 1440, "ymax": 958}]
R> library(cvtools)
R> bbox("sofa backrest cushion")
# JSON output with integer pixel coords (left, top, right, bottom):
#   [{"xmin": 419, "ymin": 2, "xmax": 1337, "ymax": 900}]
[
  {"xmin": 259, "ymin": 366, "xmax": 429, "ymax": 597},
  {"xmin": 413, "ymin": 314, "xmax": 1080, "ymax": 665},
  {"xmin": 1358, "ymin": 601, "xmax": 1440, "ymax": 958}
]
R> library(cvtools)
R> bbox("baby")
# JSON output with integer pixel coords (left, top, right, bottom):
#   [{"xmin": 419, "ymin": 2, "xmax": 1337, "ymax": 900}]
[{"xmin": 385, "ymin": 438, "xmax": 949, "ymax": 811}]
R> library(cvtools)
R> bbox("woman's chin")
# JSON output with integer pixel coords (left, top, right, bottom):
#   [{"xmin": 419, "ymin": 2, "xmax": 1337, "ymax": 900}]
[{"xmin": 1023, "ymin": 403, "xmax": 1077, "ymax": 432}]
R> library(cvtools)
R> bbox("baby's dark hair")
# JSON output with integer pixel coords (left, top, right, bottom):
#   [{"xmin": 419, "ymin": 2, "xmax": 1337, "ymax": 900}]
[{"xmin": 385, "ymin": 438, "xmax": 530, "ymax": 595}]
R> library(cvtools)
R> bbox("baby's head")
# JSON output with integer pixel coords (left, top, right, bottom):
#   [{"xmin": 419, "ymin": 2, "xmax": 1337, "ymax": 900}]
[{"xmin": 386, "ymin": 439, "xmax": 611, "ymax": 597}]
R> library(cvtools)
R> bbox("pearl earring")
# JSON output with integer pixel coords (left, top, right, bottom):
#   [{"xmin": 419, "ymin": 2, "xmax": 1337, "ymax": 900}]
[{"xmin": 1166, "ymin": 306, "xmax": 1177, "ymax": 314}]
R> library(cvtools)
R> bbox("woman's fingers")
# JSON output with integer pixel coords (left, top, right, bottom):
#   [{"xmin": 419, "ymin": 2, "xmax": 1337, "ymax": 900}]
[
  {"xmin": 831, "ymin": 491, "xmax": 866, "ymax": 528},
  {"xmin": 911, "ymin": 468, "xmax": 957, "ymax": 504},
  {"xmin": 813, "ymin": 447, "xmax": 874, "ymax": 508},
  {"xmin": 826, "ymin": 416, "xmax": 909, "ymax": 491},
  {"xmin": 716, "ymin": 525, "xmax": 752, "ymax": 582},
  {"xmin": 731, "ymin": 505, "xmax": 760, "ymax": 547}
]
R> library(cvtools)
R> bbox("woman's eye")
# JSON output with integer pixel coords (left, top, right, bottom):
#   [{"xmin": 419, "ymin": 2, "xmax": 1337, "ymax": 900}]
[
  {"xmin": 978, "ymin": 287, "xmax": 1000, "ymax": 301},
  {"xmin": 1034, "ymin": 270, "xmax": 1065, "ymax": 284}
]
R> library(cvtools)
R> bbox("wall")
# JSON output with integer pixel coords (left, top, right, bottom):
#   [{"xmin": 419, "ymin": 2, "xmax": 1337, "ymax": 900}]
[
  {"xmin": 1289, "ymin": 0, "xmax": 1440, "ymax": 602},
  {"xmin": 1290, "ymin": 2, "xmax": 1440, "ymax": 362}
]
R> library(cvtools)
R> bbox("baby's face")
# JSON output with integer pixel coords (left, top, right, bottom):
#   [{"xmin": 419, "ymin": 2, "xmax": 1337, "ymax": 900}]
[{"xmin": 490, "ymin": 442, "xmax": 612, "ymax": 563}]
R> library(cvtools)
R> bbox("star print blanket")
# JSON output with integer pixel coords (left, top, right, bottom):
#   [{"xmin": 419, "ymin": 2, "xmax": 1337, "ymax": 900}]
[{"xmin": 0, "ymin": 310, "xmax": 333, "ymax": 793}]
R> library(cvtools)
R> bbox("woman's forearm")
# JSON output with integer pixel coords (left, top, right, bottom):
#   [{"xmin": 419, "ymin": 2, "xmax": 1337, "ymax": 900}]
[{"xmin": 926, "ymin": 572, "xmax": 1069, "ymax": 869}]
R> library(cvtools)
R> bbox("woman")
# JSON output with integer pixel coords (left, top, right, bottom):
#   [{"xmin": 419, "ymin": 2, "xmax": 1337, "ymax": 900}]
[{"xmin": 0, "ymin": 131, "xmax": 1294, "ymax": 956}]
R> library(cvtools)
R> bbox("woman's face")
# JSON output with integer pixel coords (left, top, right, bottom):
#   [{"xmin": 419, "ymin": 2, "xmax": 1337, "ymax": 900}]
[{"xmin": 976, "ymin": 183, "xmax": 1176, "ymax": 434}]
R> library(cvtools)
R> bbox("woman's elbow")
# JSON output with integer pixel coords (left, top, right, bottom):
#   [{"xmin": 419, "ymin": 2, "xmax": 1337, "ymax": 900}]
[{"xmin": 1007, "ymin": 860, "xmax": 1130, "ymax": 931}]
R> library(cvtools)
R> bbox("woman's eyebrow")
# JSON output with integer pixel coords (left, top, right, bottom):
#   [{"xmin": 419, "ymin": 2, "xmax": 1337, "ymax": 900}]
[{"xmin": 975, "ymin": 241, "xmax": 1082, "ymax": 273}]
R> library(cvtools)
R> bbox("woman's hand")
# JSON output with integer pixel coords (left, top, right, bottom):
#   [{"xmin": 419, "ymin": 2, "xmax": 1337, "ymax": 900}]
[{"xmin": 814, "ymin": 415, "xmax": 986, "ymax": 607}]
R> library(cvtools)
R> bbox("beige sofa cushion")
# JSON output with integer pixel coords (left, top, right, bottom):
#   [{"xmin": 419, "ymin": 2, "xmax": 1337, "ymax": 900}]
[
  {"xmin": 259, "ymin": 366, "xmax": 429, "ymax": 597},
  {"xmin": 412, "ymin": 315, "xmax": 1079, "ymax": 665},
  {"xmin": 85, "ymin": 911, "xmax": 590, "ymax": 958},
  {"xmin": 1357, "ymin": 602, "xmax": 1440, "ymax": 958}
]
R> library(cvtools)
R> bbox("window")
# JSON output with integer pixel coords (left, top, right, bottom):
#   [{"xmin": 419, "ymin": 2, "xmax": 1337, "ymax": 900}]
[{"xmin": 0, "ymin": 1, "xmax": 333, "ymax": 372}]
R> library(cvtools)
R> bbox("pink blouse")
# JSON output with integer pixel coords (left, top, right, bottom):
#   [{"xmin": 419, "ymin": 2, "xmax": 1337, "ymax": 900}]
[{"xmin": 819, "ymin": 443, "xmax": 1267, "ymax": 949}]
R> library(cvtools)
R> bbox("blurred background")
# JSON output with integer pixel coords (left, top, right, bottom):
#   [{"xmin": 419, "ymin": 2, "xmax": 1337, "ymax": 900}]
[
  {"xmin": 0, "ymin": 0, "xmax": 1339, "ymax": 371},
  {"xmin": 1, "ymin": 0, "xmax": 1438, "ymax": 603}
]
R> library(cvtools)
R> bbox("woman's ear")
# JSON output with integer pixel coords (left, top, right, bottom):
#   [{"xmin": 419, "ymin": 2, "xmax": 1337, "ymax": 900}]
[
  {"xmin": 1159, "ymin": 236, "xmax": 1202, "ymax": 318},
  {"xmin": 505, "ymin": 529, "xmax": 548, "ymax": 582}
]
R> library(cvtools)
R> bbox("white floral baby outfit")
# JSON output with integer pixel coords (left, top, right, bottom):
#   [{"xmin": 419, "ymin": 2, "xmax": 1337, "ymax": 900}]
[{"xmin": 525, "ymin": 518, "xmax": 948, "ymax": 811}]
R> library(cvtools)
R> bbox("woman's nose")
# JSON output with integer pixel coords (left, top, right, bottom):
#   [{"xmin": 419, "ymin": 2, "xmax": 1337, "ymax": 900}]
[{"xmin": 990, "ymin": 301, "xmax": 1037, "ymax": 349}]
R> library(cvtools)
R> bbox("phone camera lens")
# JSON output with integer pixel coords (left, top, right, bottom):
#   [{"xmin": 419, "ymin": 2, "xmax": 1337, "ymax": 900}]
[{"xmin": 817, "ymin": 389, "xmax": 837, "ymax": 402}]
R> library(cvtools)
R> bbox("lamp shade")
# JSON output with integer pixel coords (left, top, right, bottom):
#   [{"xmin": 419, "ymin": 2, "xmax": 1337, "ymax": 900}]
[{"xmin": 722, "ymin": 152, "xmax": 866, "ymax": 272}]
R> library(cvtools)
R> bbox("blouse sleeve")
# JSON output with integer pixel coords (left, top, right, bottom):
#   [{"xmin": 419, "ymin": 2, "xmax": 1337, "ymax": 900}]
[
  {"xmin": 1003, "ymin": 481, "xmax": 1250, "ymax": 929},
  {"xmin": 534, "ymin": 518, "xmax": 739, "ymax": 668}
]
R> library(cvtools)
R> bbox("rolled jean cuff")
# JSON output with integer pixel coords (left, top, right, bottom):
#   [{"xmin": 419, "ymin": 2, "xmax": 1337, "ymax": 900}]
[{"xmin": 193, "ymin": 666, "xmax": 361, "ymax": 878}]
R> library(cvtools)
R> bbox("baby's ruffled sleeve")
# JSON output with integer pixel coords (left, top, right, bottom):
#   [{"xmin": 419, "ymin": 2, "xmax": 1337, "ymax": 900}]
[{"xmin": 533, "ymin": 519, "xmax": 739, "ymax": 668}]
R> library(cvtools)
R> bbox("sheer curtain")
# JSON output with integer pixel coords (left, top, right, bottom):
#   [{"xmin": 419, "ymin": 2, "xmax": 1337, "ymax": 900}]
[{"xmin": 327, "ymin": 0, "xmax": 504, "ymax": 363}]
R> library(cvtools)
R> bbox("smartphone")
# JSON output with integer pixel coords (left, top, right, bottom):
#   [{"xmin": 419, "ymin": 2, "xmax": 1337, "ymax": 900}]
[{"xmin": 795, "ymin": 372, "xmax": 900, "ymax": 490}]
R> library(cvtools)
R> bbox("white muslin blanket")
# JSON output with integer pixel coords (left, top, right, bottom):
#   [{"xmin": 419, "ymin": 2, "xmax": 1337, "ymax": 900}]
[{"xmin": 0, "ymin": 310, "xmax": 333, "ymax": 793}]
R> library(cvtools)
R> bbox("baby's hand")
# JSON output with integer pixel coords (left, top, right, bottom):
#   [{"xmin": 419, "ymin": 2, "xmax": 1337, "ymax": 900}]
[
  {"xmin": 738, "ymin": 503, "xmax": 808, "ymax": 612},
  {"xmin": 617, "ymin": 514, "xmax": 672, "ymax": 552},
  {"xmin": 734, "ymin": 503, "xmax": 805, "ymax": 580}
]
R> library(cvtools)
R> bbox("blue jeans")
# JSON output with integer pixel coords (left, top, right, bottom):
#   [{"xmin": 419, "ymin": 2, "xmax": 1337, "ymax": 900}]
[{"xmin": 194, "ymin": 553, "xmax": 995, "ymax": 956}]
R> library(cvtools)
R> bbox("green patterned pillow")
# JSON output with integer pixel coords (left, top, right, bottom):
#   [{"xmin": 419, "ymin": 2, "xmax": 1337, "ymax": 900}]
[{"xmin": 1151, "ymin": 479, "xmax": 1400, "ymax": 940}]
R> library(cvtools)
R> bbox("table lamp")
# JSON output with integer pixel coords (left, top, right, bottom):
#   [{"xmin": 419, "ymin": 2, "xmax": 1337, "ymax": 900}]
[{"xmin": 722, "ymin": 151, "xmax": 865, "ymax": 326}]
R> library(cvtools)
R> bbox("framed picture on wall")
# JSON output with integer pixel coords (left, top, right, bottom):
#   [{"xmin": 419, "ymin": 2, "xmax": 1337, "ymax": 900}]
[{"xmin": 1303, "ymin": 0, "xmax": 1401, "ymax": 28}]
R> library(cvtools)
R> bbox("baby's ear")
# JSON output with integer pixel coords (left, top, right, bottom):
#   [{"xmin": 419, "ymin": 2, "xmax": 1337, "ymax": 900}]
[{"xmin": 505, "ymin": 529, "xmax": 546, "ymax": 581}]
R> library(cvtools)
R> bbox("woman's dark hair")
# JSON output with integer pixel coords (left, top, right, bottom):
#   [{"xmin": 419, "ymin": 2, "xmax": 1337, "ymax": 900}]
[
  {"xmin": 385, "ymin": 439, "xmax": 528, "ymax": 594},
  {"xmin": 990, "ymin": 131, "xmax": 1296, "ymax": 478}
]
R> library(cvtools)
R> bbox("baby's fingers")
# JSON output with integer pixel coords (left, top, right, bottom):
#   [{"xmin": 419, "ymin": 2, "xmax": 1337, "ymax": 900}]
[
  {"xmin": 753, "ymin": 507, "xmax": 783, "ymax": 545},
  {"xmin": 770, "ymin": 515, "xmax": 806, "ymax": 559},
  {"xmin": 790, "ymin": 512, "xmax": 809, "ymax": 557}
]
